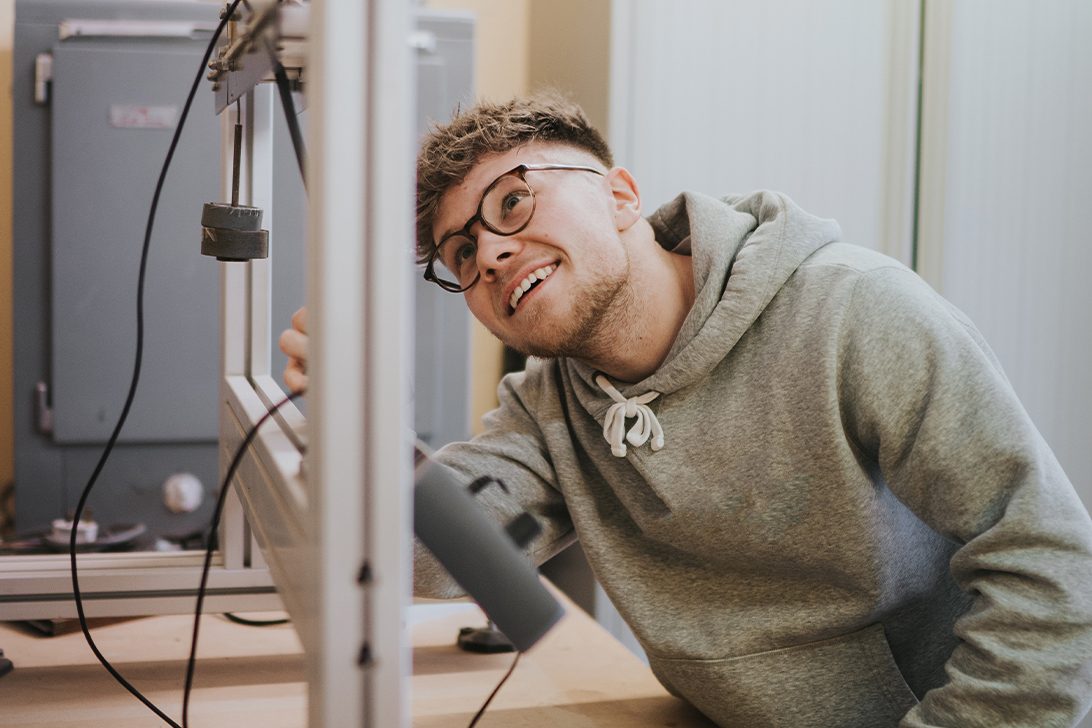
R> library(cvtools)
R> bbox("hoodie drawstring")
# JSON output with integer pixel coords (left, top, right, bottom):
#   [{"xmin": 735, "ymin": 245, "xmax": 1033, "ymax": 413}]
[{"xmin": 595, "ymin": 374, "xmax": 665, "ymax": 457}]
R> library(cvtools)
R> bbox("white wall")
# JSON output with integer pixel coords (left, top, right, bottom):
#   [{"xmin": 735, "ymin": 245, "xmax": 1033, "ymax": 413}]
[
  {"xmin": 610, "ymin": 0, "xmax": 920, "ymax": 264},
  {"xmin": 934, "ymin": 0, "xmax": 1092, "ymax": 508}
]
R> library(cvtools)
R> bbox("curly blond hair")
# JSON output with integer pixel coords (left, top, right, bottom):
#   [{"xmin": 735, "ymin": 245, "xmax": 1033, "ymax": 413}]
[{"xmin": 416, "ymin": 92, "xmax": 613, "ymax": 263}]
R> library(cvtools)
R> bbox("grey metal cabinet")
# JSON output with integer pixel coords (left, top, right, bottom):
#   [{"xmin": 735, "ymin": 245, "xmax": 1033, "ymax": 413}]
[{"xmin": 12, "ymin": 0, "xmax": 474, "ymax": 538}]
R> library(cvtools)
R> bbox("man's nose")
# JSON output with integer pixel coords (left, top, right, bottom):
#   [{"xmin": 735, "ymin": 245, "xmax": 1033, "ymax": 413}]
[{"xmin": 475, "ymin": 229, "xmax": 522, "ymax": 278}]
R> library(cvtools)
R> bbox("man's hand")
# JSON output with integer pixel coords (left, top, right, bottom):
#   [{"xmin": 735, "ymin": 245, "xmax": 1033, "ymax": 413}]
[{"xmin": 279, "ymin": 306, "xmax": 308, "ymax": 393}]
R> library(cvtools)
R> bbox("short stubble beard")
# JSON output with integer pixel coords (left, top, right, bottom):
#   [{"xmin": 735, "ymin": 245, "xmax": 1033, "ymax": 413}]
[{"xmin": 500, "ymin": 251, "xmax": 637, "ymax": 365}]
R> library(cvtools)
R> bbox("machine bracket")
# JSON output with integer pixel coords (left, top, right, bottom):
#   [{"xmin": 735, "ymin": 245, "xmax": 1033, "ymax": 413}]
[
  {"xmin": 34, "ymin": 382, "xmax": 53, "ymax": 435},
  {"xmin": 33, "ymin": 53, "xmax": 51, "ymax": 105}
]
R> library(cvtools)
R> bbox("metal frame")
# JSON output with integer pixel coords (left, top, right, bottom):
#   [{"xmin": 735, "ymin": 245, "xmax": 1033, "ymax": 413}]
[
  {"xmin": 216, "ymin": 1, "xmax": 413, "ymax": 724},
  {"xmin": 0, "ymin": 549, "xmax": 278, "ymax": 621},
  {"xmin": 3, "ymin": 3, "xmax": 412, "ymax": 723},
  {"xmin": 0, "ymin": 14, "xmax": 281, "ymax": 623}
]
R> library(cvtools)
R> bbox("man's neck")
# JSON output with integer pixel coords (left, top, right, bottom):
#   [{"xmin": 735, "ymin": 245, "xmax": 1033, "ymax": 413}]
[{"xmin": 583, "ymin": 242, "xmax": 696, "ymax": 384}]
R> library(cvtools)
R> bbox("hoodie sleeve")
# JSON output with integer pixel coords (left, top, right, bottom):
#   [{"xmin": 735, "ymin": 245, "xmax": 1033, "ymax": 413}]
[
  {"xmin": 838, "ymin": 266, "xmax": 1092, "ymax": 728},
  {"xmin": 413, "ymin": 362, "xmax": 576, "ymax": 599}
]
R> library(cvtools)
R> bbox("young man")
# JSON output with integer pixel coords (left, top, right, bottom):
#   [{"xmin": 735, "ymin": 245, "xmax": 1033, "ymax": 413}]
[{"xmin": 280, "ymin": 94, "xmax": 1092, "ymax": 727}]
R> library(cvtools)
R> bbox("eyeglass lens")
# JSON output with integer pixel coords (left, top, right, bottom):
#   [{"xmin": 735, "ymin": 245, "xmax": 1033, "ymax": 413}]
[{"xmin": 435, "ymin": 175, "xmax": 535, "ymax": 289}]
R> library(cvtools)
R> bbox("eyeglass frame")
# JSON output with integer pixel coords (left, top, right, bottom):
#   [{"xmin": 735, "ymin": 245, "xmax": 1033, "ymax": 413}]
[{"xmin": 423, "ymin": 163, "xmax": 606, "ymax": 293}]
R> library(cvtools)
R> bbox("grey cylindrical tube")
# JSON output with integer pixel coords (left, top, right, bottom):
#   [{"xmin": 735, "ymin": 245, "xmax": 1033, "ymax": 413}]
[{"xmin": 413, "ymin": 461, "xmax": 564, "ymax": 652}]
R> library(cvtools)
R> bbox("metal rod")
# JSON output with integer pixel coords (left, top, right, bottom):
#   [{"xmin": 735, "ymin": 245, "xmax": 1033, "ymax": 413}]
[{"xmin": 231, "ymin": 121, "xmax": 242, "ymax": 208}]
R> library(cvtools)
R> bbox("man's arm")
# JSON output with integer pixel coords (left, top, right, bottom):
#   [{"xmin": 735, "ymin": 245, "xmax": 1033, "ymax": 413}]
[
  {"xmin": 839, "ymin": 267, "xmax": 1092, "ymax": 728},
  {"xmin": 415, "ymin": 364, "xmax": 576, "ymax": 598},
  {"xmin": 278, "ymin": 308, "xmax": 573, "ymax": 598}
]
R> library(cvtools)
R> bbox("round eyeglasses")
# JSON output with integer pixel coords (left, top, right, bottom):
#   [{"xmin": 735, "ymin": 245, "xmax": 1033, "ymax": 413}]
[{"xmin": 423, "ymin": 163, "xmax": 605, "ymax": 293}]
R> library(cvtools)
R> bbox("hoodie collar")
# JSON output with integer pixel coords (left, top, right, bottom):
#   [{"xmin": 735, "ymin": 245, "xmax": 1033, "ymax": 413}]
[{"xmin": 571, "ymin": 190, "xmax": 842, "ymax": 407}]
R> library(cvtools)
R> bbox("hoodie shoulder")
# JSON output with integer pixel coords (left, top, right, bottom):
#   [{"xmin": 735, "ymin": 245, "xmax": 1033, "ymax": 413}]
[{"xmin": 800, "ymin": 242, "xmax": 910, "ymax": 275}]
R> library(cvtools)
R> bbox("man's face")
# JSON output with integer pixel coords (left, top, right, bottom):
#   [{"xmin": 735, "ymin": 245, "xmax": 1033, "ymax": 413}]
[{"xmin": 432, "ymin": 143, "xmax": 633, "ymax": 359}]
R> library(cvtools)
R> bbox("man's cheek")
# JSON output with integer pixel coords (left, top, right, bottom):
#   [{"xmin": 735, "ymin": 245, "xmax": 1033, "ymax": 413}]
[{"xmin": 464, "ymin": 294, "xmax": 499, "ymax": 328}]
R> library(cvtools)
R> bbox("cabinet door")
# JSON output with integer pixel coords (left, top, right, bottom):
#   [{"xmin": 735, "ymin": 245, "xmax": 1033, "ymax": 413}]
[{"xmin": 51, "ymin": 42, "xmax": 221, "ymax": 444}]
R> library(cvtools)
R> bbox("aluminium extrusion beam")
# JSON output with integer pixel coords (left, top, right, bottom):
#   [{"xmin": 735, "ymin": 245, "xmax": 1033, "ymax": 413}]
[
  {"xmin": 303, "ymin": 0, "xmax": 413, "ymax": 725},
  {"xmin": 0, "ymin": 549, "xmax": 280, "ymax": 621},
  {"xmin": 213, "ymin": 0, "xmax": 414, "ymax": 724}
]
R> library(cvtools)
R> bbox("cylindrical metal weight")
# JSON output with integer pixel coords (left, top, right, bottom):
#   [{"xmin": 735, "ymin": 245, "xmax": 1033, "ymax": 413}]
[
  {"xmin": 201, "ymin": 202, "xmax": 263, "ymax": 231},
  {"xmin": 201, "ymin": 226, "xmax": 269, "ymax": 261}
]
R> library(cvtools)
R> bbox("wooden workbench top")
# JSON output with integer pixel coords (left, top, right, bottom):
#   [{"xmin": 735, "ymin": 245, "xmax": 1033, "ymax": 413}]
[
  {"xmin": 412, "ymin": 601, "xmax": 713, "ymax": 727},
  {"xmin": 0, "ymin": 591, "xmax": 714, "ymax": 727}
]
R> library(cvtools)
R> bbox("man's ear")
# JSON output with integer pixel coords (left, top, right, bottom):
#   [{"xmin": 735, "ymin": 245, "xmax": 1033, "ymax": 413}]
[{"xmin": 606, "ymin": 167, "xmax": 642, "ymax": 231}]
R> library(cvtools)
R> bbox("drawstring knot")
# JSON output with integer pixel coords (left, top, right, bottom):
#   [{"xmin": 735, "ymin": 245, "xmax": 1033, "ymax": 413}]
[{"xmin": 595, "ymin": 374, "xmax": 665, "ymax": 458}]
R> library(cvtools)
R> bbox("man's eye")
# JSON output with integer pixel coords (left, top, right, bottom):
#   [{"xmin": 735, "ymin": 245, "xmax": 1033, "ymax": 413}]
[
  {"xmin": 501, "ymin": 191, "xmax": 529, "ymax": 215},
  {"xmin": 454, "ymin": 240, "xmax": 476, "ymax": 266}
]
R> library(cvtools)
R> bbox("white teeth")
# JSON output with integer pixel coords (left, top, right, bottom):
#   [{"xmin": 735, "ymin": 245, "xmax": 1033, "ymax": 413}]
[{"xmin": 509, "ymin": 265, "xmax": 556, "ymax": 311}]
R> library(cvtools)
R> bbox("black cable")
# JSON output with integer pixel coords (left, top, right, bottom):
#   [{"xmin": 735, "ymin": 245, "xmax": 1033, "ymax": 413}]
[
  {"xmin": 267, "ymin": 40, "xmax": 307, "ymax": 187},
  {"xmin": 467, "ymin": 651, "xmax": 521, "ymax": 728},
  {"xmin": 69, "ymin": 1, "xmax": 311, "ymax": 724},
  {"xmin": 68, "ymin": 3, "xmax": 244, "ymax": 726},
  {"xmin": 222, "ymin": 612, "xmax": 291, "ymax": 627},
  {"xmin": 182, "ymin": 390, "xmax": 303, "ymax": 728},
  {"xmin": 251, "ymin": 0, "xmax": 306, "ymax": 186}
]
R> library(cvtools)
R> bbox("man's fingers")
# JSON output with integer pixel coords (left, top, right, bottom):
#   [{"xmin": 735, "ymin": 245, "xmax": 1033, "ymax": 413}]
[
  {"xmin": 279, "ymin": 328, "xmax": 307, "ymax": 360},
  {"xmin": 284, "ymin": 358, "xmax": 308, "ymax": 394},
  {"xmin": 282, "ymin": 306, "xmax": 309, "ymax": 393},
  {"xmin": 291, "ymin": 306, "xmax": 308, "ymax": 335}
]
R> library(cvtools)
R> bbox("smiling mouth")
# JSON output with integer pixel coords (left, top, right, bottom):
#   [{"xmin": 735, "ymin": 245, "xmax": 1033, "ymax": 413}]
[{"xmin": 509, "ymin": 265, "xmax": 556, "ymax": 314}]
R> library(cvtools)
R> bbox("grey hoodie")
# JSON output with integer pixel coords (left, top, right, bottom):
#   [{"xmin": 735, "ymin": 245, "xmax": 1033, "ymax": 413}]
[{"xmin": 416, "ymin": 190, "xmax": 1092, "ymax": 727}]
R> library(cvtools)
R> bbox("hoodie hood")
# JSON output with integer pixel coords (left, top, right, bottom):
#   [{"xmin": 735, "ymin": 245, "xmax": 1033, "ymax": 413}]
[{"xmin": 572, "ymin": 190, "xmax": 842, "ymax": 400}]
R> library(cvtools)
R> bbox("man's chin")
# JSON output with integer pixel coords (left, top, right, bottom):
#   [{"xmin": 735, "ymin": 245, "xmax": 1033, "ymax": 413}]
[
  {"xmin": 496, "ymin": 332, "xmax": 566, "ymax": 361},
  {"xmin": 496, "ymin": 318, "xmax": 603, "ymax": 362},
  {"xmin": 490, "ymin": 274, "xmax": 629, "ymax": 362}
]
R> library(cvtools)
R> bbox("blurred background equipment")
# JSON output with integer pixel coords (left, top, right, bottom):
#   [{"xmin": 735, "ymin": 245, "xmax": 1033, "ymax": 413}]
[{"xmin": 8, "ymin": 0, "xmax": 472, "ymax": 546}]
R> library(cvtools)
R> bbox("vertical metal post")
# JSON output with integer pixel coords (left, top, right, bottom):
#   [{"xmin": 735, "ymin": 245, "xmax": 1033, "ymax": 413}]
[
  {"xmin": 914, "ymin": 0, "xmax": 954, "ymax": 289},
  {"xmin": 364, "ymin": 1, "xmax": 414, "ymax": 725},
  {"xmin": 305, "ymin": 0, "xmax": 412, "ymax": 724},
  {"xmin": 248, "ymin": 86, "xmax": 275, "ymax": 380},
  {"xmin": 304, "ymin": 0, "xmax": 368, "ymax": 714},
  {"xmin": 878, "ymin": 0, "xmax": 923, "ymax": 269},
  {"xmin": 219, "ymin": 102, "xmax": 248, "ymax": 571}
]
